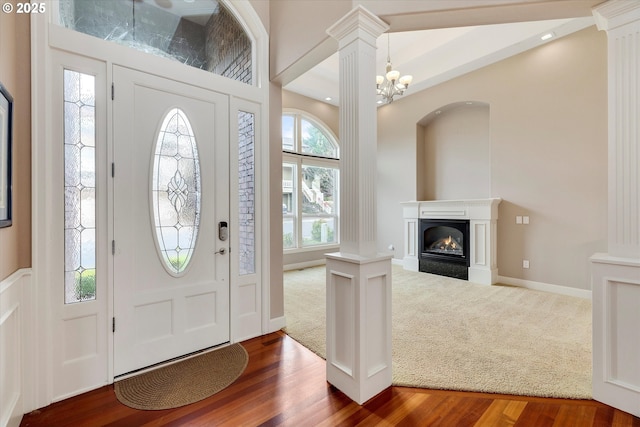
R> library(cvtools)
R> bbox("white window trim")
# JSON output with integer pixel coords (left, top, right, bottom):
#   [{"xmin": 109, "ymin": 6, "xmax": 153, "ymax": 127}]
[{"xmin": 282, "ymin": 111, "xmax": 340, "ymax": 252}]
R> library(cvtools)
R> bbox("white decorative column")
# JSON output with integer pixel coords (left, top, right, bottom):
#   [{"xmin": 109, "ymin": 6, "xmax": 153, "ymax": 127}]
[
  {"xmin": 325, "ymin": 6, "xmax": 393, "ymax": 405},
  {"xmin": 591, "ymin": 1, "xmax": 640, "ymax": 417}
]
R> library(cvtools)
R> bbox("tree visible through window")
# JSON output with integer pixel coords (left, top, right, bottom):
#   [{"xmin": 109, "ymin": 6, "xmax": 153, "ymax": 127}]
[{"xmin": 282, "ymin": 111, "xmax": 339, "ymax": 250}]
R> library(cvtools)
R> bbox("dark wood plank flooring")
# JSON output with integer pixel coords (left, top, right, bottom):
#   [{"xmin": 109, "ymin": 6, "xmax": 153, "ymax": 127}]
[{"xmin": 20, "ymin": 331, "xmax": 640, "ymax": 427}]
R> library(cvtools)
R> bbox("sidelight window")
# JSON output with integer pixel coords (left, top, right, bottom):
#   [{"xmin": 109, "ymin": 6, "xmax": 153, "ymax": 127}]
[
  {"xmin": 238, "ymin": 111, "xmax": 256, "ymax": 275},
  {"xmin": 64, "ymin": 70, "xmax": 97, "ymax": 304}
]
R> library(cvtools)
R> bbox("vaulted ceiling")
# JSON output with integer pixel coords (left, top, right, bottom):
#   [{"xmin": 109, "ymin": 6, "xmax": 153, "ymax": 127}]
[
  {"xmin": 280, "ymin": 0, "xmax": 602, "ymax": 106},
  {"xmin": 284, "ymin": 15, "xmax": 596, "ymax": 106}
]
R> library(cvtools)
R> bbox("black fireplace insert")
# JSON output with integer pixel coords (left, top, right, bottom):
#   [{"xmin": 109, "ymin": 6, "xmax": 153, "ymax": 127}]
[{"xmin": 419, "ymin": 219, "xmax": 470, "ymax": 280}]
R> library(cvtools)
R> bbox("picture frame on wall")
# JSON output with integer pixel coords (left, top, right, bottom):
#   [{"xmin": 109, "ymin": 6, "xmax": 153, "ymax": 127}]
[{"xmin": 0, "ymin": 82, "xmax": 13, "ymax": 228}]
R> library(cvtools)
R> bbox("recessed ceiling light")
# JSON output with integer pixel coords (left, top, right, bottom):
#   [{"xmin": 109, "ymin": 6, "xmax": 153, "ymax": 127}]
[
  {"xmin": 325, "ymin": 97, "xmax": 332, "ymax": 101},
  {"xmin": 541, "ymin": 32, "xmax": 554, "ymax": 41}
]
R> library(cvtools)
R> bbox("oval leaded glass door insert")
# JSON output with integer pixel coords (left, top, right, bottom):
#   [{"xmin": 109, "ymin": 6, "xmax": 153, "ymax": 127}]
[{"xmin": 151, "ymin": 108, "xmax": 201, "ymax": 275}]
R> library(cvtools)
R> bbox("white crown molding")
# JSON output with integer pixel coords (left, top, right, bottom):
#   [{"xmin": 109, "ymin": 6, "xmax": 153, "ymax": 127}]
[
  {"xmin": 593, "ymin": 0, "xmax": 640, "ymax": 31},
  {"xmin": 326, "ymin": 5, "xmax": 389, "ymax": 48}
]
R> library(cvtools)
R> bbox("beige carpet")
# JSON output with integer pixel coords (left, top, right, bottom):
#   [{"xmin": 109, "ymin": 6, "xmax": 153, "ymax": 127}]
[
  {"xmin": 114, "ymin": 343, "xmax": 248, "ymax": 410},
  {"xmin": 283, "ymin": 264, "xmax": 592, "ymax": 399}
]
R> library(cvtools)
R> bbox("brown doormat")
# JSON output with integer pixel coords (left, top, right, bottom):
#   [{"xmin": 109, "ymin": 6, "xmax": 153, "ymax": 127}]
[{"xmin": 114, "ymin": 343, "xmax": 248, "ymax": 410}]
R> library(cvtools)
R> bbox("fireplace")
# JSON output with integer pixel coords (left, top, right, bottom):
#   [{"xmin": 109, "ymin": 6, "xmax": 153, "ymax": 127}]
[
  {"xmin": 401, "ymin": 199, "xmax": 502, "ymax": 285},
  {"xmin": 419, "ymin": 219, "xmax": 470, "ymax": 280}
]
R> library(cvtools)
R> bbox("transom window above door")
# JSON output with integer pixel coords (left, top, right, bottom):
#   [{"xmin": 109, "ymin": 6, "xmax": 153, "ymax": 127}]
[
  {"xmin": 57, "ymin": 0, "xmax": 253, "ymax": 84},
  {"xmin": 282, "ymin": 111, "xmax": 340, "ymax": 250}
]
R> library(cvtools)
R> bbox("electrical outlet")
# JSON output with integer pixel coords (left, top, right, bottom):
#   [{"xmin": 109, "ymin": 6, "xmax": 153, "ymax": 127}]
[{"xmin": 523, "ymin": 260, "xmax": 530, "ymax": 269}]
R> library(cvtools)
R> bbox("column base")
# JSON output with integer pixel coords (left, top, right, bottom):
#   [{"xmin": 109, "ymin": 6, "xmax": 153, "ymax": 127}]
[
  {"xmin": 591, "ymin": 253, "xmax": 640, "ymax": 417},
  {"xmin": 325, "ymin": 252, "xmax": 393, "ymax": 405}
]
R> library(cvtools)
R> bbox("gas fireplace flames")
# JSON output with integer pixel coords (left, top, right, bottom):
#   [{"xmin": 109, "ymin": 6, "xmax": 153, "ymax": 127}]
[{"xmin": 428, "ymin": 235, "xmax": 463, "ymax": 255}]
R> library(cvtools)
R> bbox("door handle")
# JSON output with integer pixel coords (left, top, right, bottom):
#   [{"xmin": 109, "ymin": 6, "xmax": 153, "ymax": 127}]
[{"xmin": 215, "ymin": 248, "xmax": 226, "ymax": 255}]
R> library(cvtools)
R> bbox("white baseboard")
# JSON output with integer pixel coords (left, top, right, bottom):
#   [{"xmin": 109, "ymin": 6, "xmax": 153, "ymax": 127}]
[
  {"xmin": 283, "ymin": 260, "xmax": 326, "ymax": 271},
  {"xmin": 391, "ymin": 258, "xmax": 404, "ymax": 266},
  {"xmin": 498, "ymin": 275, "xmax": 592, "ymax": 299}
]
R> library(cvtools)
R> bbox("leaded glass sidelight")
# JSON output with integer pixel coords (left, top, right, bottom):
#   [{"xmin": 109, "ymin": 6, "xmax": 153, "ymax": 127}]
[
  {"xmin": 238, "ymin": 111, "xmax": 255, "ymax": 275},
  {"xmin": 64, "ymin": 70, "xmax": 97, "ymax": 304},
  {"xmin": 152, "ymin": 108, "xmax": 201, "ymax": 275}
]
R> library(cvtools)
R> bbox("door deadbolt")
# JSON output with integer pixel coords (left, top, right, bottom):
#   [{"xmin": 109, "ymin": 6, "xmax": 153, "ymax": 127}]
[{"xmin": 219, "ymin": 221, "xmax": 228, "ymax": 241}]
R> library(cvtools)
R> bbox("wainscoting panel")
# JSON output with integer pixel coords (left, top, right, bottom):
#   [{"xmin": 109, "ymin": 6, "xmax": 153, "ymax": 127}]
[
  {"xmin": 366, "ymin": 273, "xmax": 389, "ymax": 378},
  {"xmin": 329, "ymin": 271, "xmax": 355, "ymax": 377},
  {"xmin": 233, "ymin": 278, "xmax": 263, "ymax": 342},
  {"xmin": 604, "ymin": 279, "xmax": 640, "ymax": 389},
  {"xmin": 0, "ymin": 269, "xmax": 31, "ymax": 427}
]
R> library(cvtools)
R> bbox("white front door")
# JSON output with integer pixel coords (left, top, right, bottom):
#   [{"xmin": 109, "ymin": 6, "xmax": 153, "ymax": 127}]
[{"xmin": 112, "ymin": 66, "xmax": 230, "ymax": 376}]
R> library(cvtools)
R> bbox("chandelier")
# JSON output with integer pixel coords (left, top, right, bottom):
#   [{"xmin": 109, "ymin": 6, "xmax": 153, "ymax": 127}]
[{"xmin": 376, "ymin": 34, "xmax": 413, "ymax": 104}]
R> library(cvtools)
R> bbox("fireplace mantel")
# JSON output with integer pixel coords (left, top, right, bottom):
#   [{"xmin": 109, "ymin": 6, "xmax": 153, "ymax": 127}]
[{"xmin": 401, "ymin": 199, "xmax": 502, "ymax": 285}]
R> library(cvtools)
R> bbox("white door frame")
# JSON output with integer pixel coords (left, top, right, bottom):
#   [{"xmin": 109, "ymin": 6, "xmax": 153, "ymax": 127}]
[{"xmin": 29, "ymin": 1, "xmax": 270, "ymax": 410}]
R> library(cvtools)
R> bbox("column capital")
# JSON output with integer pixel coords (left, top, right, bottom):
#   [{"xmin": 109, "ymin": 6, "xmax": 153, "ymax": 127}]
[
  {"xmin": 593, "ymin": 0, "xmax": 640, "ymax": 31},
  {"xmin": 326, "ymin": 5, "xmax": 389, "ymax": 49}
]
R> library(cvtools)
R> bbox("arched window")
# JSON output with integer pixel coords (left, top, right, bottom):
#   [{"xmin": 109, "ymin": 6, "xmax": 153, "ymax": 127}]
[{"xmin": 282, "ymin": 111, "xmax": 339, "ymax": 250}]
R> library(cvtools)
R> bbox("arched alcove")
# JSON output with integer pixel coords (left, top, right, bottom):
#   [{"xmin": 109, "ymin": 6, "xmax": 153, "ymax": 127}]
[{"xmin": 417, "ymin": 101, "xmax": 491, "ymax": 200}]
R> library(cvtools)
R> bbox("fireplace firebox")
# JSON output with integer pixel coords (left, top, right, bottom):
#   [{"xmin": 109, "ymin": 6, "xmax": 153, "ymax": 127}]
[{"xmin": 419, "ymin": 219, "xmax": 470, "ymax": 280}]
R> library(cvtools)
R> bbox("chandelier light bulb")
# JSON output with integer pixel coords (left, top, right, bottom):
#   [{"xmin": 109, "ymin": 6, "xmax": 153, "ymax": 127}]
[
  {"xmin": 376, "ymin": 75, "xmax": 384, "ymax": 86},
  {"xmin": 386, "ymin": 70, "xmax": 400, "ymax": 82},
  {"xmin": 399, "ymin": 75, "xmax": 413, "ymax": 87}
]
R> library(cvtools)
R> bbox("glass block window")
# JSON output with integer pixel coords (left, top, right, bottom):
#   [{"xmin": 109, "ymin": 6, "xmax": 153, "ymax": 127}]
[
  {"xmin": 64, "ymin": 70, "xmax": 96, "ymax": 304},
  {"xmin": 57, "ymin": 0, "xmax": 252, "ymax": 84},
  {"xmin": 282, "ymin": 111, "xmax": 339, "ymax": 250},
  {"xmin": 152, "ymin": 108, "xmax": 201, "ymax": 275},
  {"xmin": 238, "ymin": 111, "xmax": 255, "ymax": 275}
]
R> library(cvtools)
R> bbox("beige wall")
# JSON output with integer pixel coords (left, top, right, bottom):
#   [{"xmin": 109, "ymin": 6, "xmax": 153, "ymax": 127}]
[
  {"xmin": 282, "ymin": 90, "xmax": 339, "ymax": 136},
  {"xmin": 420, "ymin": 104, "xmax": 491, "ymax": 200},
  {"xmin": 0, "ymin": 4, "xmax": 31, "ymax": 281},
  {"xmin": 269, "ymin": 82, "xmax": 285, "ymax": 319},
  {"xmin": 378, "ymin": 26, "xmax": 608, "ymax": 290},
  {"xmin": 269, "ymin": 0, "xmax": 349, "ymax": 83}
]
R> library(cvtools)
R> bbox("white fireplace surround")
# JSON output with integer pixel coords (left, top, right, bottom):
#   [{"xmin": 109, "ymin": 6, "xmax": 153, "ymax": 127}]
[{"xmin": 401, "ymin": 198, "xmax": 502, "ymax": 285}]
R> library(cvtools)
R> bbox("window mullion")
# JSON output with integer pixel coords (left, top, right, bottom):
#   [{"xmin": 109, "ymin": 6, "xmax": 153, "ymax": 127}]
[{"xmin": 296, "ymin": 157, "xmax": 303, "ymax": 249}]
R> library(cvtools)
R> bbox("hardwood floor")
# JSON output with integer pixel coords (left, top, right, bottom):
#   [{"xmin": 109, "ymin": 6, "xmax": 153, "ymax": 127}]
[{"xmin": 21, "ymin": 331, "xmax": 640, "ymax": 427}]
